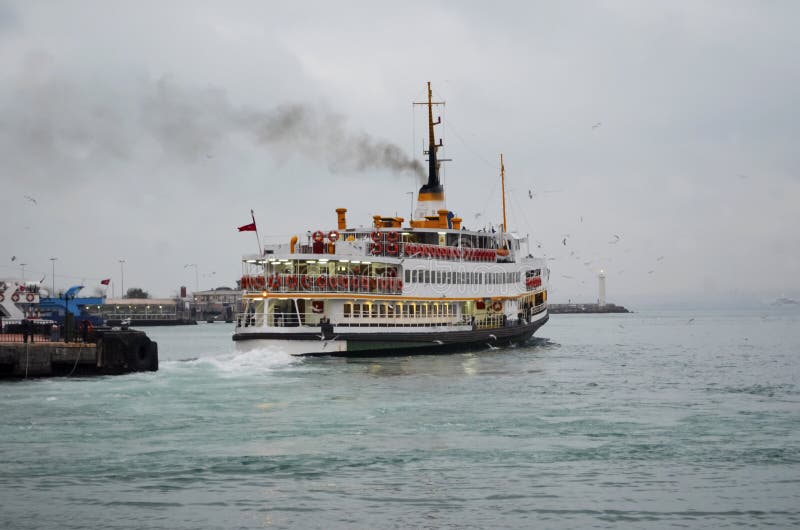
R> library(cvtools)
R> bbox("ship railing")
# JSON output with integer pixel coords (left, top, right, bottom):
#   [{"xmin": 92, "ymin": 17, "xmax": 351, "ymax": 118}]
[
  {"xmin": 0, "ymin": 318, "xmax": 88, "ymax": 343},
  {"xmin": 235, "ymin": 312, "xmax": 467, "ymax": 329},
  {"xmin": 242, "ymin": 273, "xmax": 403, "ymax": 295},
  {"xmin": 365, "ymin": 241, "xmax": 498, "ymax": 262}
]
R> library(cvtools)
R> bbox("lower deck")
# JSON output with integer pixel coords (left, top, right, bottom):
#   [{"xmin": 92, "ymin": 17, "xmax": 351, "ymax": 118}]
[{"xmin": 233, "ymin": 305, "xmax": 548, "ymax": 356}]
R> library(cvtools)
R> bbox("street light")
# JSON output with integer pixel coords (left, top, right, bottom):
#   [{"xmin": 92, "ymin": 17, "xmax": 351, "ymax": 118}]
[
  {"xmin": 119, "ymin": 259, "xmax": 126, "ymax": 298},
  {"xmin": 49, "ymin": 257, "xmax": 57, "ymax": 296}
]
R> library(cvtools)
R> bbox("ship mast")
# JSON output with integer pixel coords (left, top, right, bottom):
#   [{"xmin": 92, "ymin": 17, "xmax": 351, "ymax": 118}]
[
  {"xmin": 410, "ymin": 82, "xmax": 447, "ymax": 221},
  {"xmin": 500, "ymin": 153, "xmax": 508, "ymax": 236},
  {"xmin": 426, "ymin": 81, "xmax": 441, "ymax": 185}
]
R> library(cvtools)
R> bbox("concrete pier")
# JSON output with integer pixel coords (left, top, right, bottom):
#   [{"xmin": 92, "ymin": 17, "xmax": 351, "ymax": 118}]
[{"xmin": 0, "ymin": 330, "xmax": 158, "ymax": 378}]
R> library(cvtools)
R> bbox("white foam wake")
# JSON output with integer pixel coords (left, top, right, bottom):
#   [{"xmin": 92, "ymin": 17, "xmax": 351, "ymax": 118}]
[{"xmin": 162, "ymin": 346, "xmax": 300, "ymax": 377}]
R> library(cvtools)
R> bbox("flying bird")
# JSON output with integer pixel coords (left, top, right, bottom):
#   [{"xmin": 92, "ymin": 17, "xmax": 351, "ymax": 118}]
[
  {"xmin": 474, "ymin": 212, "xmax": 482, "ymax": 219},
  {"xmin": 648, "ymin": 270, "xmax": 655, "ymax": 274},
  {"xmin": 528, "ymin": 189, "xmax": 533, "ymax": 199},
  {"xmin": 562, "ymin": 237, "xmax": 567, "ymax": 246},
  {"xmin": 486, "ymin": 343, "xmax": 499, "ymax": 350},
  {"xmin": 609, "ymin": 234, "xmax": 620, "ymax": 244},
  {"xmin": 656, "ymin": 256, "xmax": 665, "ymax": 261},
  {"xmin": 687, "ymin": 318, "xmax": 695, "ymax": 324},
  {"xmin": 24, "ymin": 195, "xmax": 37, "ymax": 205},
  {"xmin": 433, "ymin": 339, "xmax": 444, "ymax": 345},
  {"xmin": 11, "ymin": 256, "xmax": 16, "ymax": 262},
  {"xmin": 592, "ymin": 122, "xmax": 602, "ymax": 129}
]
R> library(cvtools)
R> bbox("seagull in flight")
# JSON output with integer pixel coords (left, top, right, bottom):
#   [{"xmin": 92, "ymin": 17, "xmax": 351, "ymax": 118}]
[
  {"xmin": 687, "ymin": 318, "xmax": 695, "ymax": 324},
  {"xmin": 592, "ymin": 122, "xmax": 602, "ymax": 129},
  {"xmin": 608, "ymin": 234, "xmax": 620, "ymax": 244},
  {"xmin": 528, "ymin": 189, "xmax": 533, "ymax": 199},
  {"xmin": 11, "ymin": 256, "xmax": 16, "ymax": 262},
  {"xmin": 562, "ymin": 237, "xmax": 568, "ymax": 246},
  {"xmin": 433, "ymin": 339, "xmax": 444, "ymax": 345},
  {"xmin": 24, "ymin": 195, "xmax": 37, "ymax": 205},
  {"xmin": 486, "ymin": 343, "xmax": 499, "ymax": 350},
  {"xmin": 656, "ymin": 256, "xmax": 665, "ymax": 261}
]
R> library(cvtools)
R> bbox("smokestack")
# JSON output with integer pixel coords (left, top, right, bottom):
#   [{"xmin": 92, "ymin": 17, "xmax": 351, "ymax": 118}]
[{"xmin": 336, "ymin": 208, "xmax": 347, "ymax": 230}]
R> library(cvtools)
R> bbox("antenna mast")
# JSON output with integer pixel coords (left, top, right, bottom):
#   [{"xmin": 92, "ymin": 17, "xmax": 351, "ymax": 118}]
[{"xmin": 500, "ymin": 153, "xmax": 508, "ymax": 235}]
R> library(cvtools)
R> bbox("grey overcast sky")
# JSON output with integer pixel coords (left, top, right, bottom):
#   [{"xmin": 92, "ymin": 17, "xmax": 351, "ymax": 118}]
[{"xmin": 1, "ymin": 1, "xmax": 798, "ymax": 307}]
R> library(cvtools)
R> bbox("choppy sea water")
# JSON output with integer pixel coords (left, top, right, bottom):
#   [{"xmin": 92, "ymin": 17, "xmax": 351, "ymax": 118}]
[{"xmin": 2, "ymin": 308, "xmax": 799, "ymax": 529}]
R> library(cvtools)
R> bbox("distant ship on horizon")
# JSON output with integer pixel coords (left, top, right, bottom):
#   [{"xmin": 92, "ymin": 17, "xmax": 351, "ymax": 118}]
[{"xmin": 772, "ymin": 296, "xmax": 799, "ymax": 306}]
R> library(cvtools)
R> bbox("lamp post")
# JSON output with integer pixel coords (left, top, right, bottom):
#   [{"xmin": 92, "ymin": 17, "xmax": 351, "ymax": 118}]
[
  {"xmin": 49, "ymin": 257, "xmax": 57, "ymax": 296},
  {"xmin": 119, "ymin": 259, "xmax": 126, "ymax": 298}
]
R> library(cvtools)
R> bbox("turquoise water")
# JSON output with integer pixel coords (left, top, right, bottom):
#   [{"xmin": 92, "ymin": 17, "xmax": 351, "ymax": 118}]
[{"xmin": 2, "ymin": 309, "xmax": 799, "ymax": 529}]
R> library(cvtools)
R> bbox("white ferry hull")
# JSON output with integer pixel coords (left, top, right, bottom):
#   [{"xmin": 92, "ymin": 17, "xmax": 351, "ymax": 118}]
[{"xmin": 234, "ymin": 309, "xmax": 548, "ymax": 357}]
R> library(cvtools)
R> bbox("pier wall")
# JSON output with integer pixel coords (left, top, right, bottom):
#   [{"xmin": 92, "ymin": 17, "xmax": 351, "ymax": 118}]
[{"xmin": 0, "ymin": 330, "xmax": 158, "ymax": 378}]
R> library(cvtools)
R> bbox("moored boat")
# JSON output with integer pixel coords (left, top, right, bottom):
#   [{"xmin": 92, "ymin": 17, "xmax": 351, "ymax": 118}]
[{"xmin": 233, "ymin": 83, "xmax": 549, "ymax": 356}]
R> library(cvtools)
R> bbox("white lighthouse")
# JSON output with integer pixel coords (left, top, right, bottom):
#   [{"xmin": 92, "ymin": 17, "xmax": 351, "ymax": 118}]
[{"xmin": 598, "ymin": 269, "xmax": 607, "ymax": 307}]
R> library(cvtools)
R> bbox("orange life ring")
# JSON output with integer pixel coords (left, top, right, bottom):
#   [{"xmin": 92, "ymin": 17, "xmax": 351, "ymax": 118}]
[
  {"xmin": 301, "ymin": 275, "xmax": 312, "ymax": 290},
  {"xmin": 328, "ymin": 230, "xmax": 340, "ymax": 242},
  {"xmin": 371, "ymin": 243, "xmax": 383, "ymax": 255},
  {"xmin": 377, "ymin": 278, "xmax": 387, "ymax": 290},
  {"xmin": 312, "ymin": 230, "xmax": 325, "ymax": 242},
  {"xmin": 360, "ymin": 276, "xmax": 369, "ymax": 290},
  {"xmin": 286, "ymin": 275, "xmax": 298, "ymax": 289},
  {"xmin": 386, "ymin": 242, "xmax": 398, "ymax": 255},
  {"xmin": 492, "ymin": 301, "xmax": 503, "ymax": 312},
  {"xmin": 386, "ymin": 231, "xmax": 399, "ymax": 243},
  {"xmin": 11, "ymin": 292, "xmax": 20, "ymax": 302},
  {"xmin": 328, "ymin": 276, "xmax": 338, "ymax": 290},
  {"xmin": 371, "ymin": 231, "xmax": 382, "ymax": 242},
  {"xmin": 317, "ymin": 275, "xmax": 328, "ymax": 289},
  {"xmin": 340, "ymin": 276, "xmax": 349, "ymax": 290},
  {"xmin": 255, "ymin": 276, "xmax": 266, "ymax": 289}
]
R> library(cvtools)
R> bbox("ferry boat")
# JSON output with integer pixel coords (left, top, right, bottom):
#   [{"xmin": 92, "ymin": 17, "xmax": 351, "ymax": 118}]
[
  {"xmin": 234, "ymin": 83, "xmax": 549, "ymax": 356},
  {"xmin": 0, "ymin": 279, "xmax": 42, "ymax": 320}
]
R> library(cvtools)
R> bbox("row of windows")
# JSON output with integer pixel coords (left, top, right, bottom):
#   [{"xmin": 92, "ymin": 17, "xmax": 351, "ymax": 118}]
[
  {"xmin": 343, "ymin": 302, "xmax": 456, "ymax": 318},
  {"xmin": 404, "ymin": 269, "xmax": 526, "ymax": 285}
]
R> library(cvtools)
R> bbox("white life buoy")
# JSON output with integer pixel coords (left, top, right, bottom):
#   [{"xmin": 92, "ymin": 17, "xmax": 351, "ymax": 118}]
[
  {"xmin": 11, "ymin": 292, "xmax": 20, "ymax": 302},
  {"xmin": 26, "ymin": 293, "xmax": 35, "ymax": 302}
]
